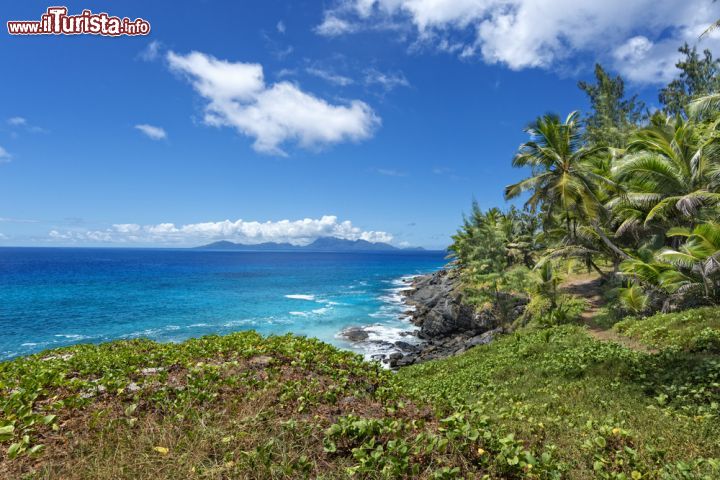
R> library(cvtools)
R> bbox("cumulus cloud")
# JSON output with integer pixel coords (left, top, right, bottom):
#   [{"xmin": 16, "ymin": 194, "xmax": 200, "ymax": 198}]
[
  {"xmin": 135, "ymin": 124, "xmax": 168, "ymax": 140},
  {"xmin": 166, "ymin": 50, "xmax": 379, "ymax": 155},
  {"xmin": 46, "ymin": 215, "xmax": 393, "ymax": 246},
  {"xmin": 317, "ymin": 0, "xmax": 720, "ymax": 83}
]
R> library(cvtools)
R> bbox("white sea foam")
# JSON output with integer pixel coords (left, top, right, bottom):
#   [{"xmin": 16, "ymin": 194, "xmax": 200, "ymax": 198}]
[
  {"xmin": 336, "ymin": 322, "xmax": 421, "ymax": 364},
  {"xmin": 267, "ymin": 317, "xmax": 294, "ymax": 325},
  {"xmin": 335, "ymin": 272, "xmax": 425, "ymax": 365},
  {"xmin": 285, "ymin": 294, "xmax": 316, "ymax": 301},
  {"xmin": 362, "ymin": 324, "xmax": 419, "ymax": 344},
  {"xmin": 290, "ymin": 306, "xmax": 332, "ymax": 317},
  {"xmin": 223, "ymin": 319, "xmax": 258, "ymax": 327}
]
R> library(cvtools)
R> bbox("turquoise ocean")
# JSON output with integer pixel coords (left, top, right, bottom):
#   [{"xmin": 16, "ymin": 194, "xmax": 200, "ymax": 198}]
[{"xmin": 0, "ymin": 248, "xmax": 446, "ymax": 361}]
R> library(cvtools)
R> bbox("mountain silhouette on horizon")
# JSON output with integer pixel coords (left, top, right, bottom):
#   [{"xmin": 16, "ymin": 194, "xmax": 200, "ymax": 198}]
[{"xmin": 194, "ymin": 237, "xmax": 425, "ymax": 252}]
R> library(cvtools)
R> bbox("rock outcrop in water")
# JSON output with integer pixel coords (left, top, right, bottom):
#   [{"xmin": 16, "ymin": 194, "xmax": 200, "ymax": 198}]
[
  {"xmin": 405, "ymin": 269, "xmax": 486, "ymax": 338},
  {"xmin": 339, "ymin": 268, "xmax": 528, "ymax": 368},
  {"xmin": 391, "ymin": 268, "xmax": 527, "ymax": 367}
]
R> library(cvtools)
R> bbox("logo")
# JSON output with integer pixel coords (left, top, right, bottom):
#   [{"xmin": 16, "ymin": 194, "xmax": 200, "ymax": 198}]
[{"xmin": 7, "ymin": 7, "xmax": 151, "ymax": 36}]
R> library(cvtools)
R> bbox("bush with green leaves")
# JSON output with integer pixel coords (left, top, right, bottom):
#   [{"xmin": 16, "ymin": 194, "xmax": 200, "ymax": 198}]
[
  {"xmin": 614, "ymin": 306, "xmax": 720, "ymax": 353},
  {"xmin": 396, "ymin": 325, "xmax": 720, "ymax": 479}
]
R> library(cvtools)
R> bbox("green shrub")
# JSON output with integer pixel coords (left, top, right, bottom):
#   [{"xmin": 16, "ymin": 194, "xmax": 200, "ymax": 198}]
[
  {"xmin": 396, "ymin": 325, "xmax": 720, "ymax": 478},
  {"xmin": 614, "ymin": 307, "xmax": 720, "ymax": 351},
  {"xmin": 525, "ymin": 294, "xmax": 587, "ymax": 327}
]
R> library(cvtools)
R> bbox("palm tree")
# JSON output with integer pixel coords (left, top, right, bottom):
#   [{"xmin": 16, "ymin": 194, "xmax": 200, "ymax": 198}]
[
  {"xmin": 687, "ymin": 93, "xmax": 720, "ymax": 119},
  {"xmin": 657, "ymin": 223, "xmax": 720, "ymax": 303},
  {"xmin": 610, "ymin": 116, "xmax": 720, "ymax": 230},
  {"xmin": 616, "ymin": 284, "xmax": 650, "ymax": 315},
  {"xmin": 505, "ymin": 111, "xmax": 628, "ymax": 260}
]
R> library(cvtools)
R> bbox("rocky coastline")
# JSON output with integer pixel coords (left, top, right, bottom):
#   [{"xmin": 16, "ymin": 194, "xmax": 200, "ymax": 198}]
[{"xmin": 340, "ymin": 268, "xmax": 527, "ymax": 368}]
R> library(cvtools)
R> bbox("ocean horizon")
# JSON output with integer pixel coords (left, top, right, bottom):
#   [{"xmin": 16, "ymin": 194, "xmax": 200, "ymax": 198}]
[{"xmin": 0, "ymin": 247, "xmax": 446, "ymax": 361}]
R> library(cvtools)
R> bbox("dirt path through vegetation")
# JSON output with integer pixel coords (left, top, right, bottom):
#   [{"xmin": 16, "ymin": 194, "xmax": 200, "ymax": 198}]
[{"xmin": 561, "ymin": 273, "xmax": 658, "ymax": 354}]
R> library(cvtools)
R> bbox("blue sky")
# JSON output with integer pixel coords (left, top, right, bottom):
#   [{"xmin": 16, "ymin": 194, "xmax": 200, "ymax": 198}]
[{"xmin": 1, "ymin": 0, "xmax": 718, "ymax": 249}]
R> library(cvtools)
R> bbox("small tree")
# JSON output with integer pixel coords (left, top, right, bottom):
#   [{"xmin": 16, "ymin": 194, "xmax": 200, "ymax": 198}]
[
  {"xmin": 578, "ymin": 64, "xmax": 645, "ymax": 148},
  {"xmin": 659, "ymin": 44, "xmax": 720, "ymax": 118}
]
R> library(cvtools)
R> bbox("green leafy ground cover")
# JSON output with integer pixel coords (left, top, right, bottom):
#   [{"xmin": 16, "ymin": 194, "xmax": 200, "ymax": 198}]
[
  {"xmin": 1, "ymin": 319, "xmax": 720, "ymax": 479},
  {"xmin": 397, "ymin": 325, "xmax": 720, "ymax": 479},
  {"xmin": 615, "ymin": 307, "xmax": 720, "ymax": 353}
]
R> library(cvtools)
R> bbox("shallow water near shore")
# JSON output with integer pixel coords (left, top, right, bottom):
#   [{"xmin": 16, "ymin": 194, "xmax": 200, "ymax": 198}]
[{"xmin": 0, "ymin": 247, "xmax": 445, "ymax": 361}]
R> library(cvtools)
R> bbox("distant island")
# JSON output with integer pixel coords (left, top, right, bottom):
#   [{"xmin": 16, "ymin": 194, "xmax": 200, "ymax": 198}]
[{"xmin": 194, "ymin": 236, "xmax": 426, "ymax": 252}]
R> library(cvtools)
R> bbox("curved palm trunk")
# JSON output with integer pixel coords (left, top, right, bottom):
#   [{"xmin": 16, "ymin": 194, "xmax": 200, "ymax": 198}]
[
  {"xmin": 588, "ymin": 258, "xmax": 605, "ymax": 276},
  {"xmin": 591, "ymin": 222, "xmax": 631, "ymax": 261}
]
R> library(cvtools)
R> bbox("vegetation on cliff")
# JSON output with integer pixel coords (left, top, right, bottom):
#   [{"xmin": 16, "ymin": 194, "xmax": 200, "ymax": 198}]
[
  {"xmin": 3, "ymin": 44, "xmax": 720, "ymax": 480},
  {"xmin": 450, "ymin": 46, "xmax": 720, "ymax": 322},
  {"xmin": 2, "ymin": 316, "xmax": 720, "ymax": 478}
]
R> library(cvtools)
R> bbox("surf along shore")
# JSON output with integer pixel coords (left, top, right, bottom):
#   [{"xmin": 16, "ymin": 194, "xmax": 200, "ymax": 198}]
[{"xmin": 339, "ymin": 267, "xmax": 526, "ymax": 368}]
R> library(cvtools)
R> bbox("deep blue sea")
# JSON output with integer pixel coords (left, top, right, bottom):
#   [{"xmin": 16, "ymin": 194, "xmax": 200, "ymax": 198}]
[{"xmin": 0, "ymin": 248, "xmax": 446, "ymax": 361}]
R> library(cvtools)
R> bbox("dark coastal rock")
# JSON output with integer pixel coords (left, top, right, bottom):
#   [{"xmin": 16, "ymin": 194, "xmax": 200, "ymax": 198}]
[
  {"xmin": 388, "ymin": 269, "xmax": 527, "ymax": 369},
  {"xmin": 337, "ymin": 269, "xmax": 523, "ymax": 370},
  {"xmin": 387, "ymin": 352, "xmax": 404, "ymax": 368},
  {"xmin": 340, "ymin": 327, "xmax": 369, "ymax": 342},
  {"xmin": 465, "ymin": 328, "xmax": 502, "ymax": 348},
  {"xmin": 405, "ymin": 269, "xmax": 502, "ymax": 339},
  {"xmin": 404, "ymin": 269, "xmax": 526, "ymax": 340},
  {"xmin": 394, "ymin": 341, "xmax": 420, "ymax": 353}
]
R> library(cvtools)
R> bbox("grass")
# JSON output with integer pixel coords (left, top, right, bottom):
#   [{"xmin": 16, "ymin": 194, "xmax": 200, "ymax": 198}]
[
  {"xmin": 1, "ymin": 318, "xmax": 720, "ymax": 478},
  {"xmin": 0, "ymin": 332, "xmax": 394, "ymax": 479},
  {"xmin": 614, "ymin": 307, "xmax": 720, "ymax": 353},
  {"xmin": 396, "ymin": 325, "xmax": 720, "ymax": 478}
]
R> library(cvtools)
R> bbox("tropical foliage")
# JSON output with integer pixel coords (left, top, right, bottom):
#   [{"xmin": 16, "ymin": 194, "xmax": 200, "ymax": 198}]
[{"xmin": 451, "ymin": 43, "xmax": 720, "ymax": 316}]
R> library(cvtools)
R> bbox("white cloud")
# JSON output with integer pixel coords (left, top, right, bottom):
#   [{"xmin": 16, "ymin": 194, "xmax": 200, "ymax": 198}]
[
  {"xmin": 167, "ymin": 50, "xmax": 379, "ymax": 155},
  {"xmin": 134, "ymin": 124, "xmax": 167, "ymax": 140},
  {"xmin": 610, "ymin": 36, "xmax": 682, "ymax": 84},
  {"xmin": 7, "ymin": 117, "xmax": 26, "ymax": 126},
  {"xmin": 611, "ymin": 29, "xmax": 720, "ymax": 84},
  {"xmin": 276, "ymin": 20, "xmax": 286, "ymax": 34},
  {"xmin": 306, "ymin": 67, "xmax": 354, "ymax": 86},
  {"xmin": 276, "ymin": 68, "xmax": 298, "ymax": 78},
  {"xmin": 0, "ymin": 146, "xmax": 12, "ymax": 163},
  {"xmin": 315, "ymin": 14, "xmax": 358, "ymax": 36},
  {"xmin": 372, "ymin": 168, "xmax": 407, "ymax": 177},
  {"xmin": 0, "ymin": 217, "xmax": 37, "ymax": 223},
  {"xmin": 272, "ymin": 45, "xmax": 294, "ymax": 60},
  {"xmin": 364, "ymin": 68, "xmax": 409, "ymax": 91},
  {"xmin": 46, "ymin": 215, "xmax": 393, "ymax": 245},
  {"xmin": 614, "ymin": 36, "xmax": 654, "ymax": 65},
  {"xmin": 6, "ymin": 116, "xmax": 46, "ymax": 133},
  {"xmin": 139, "ymin": 40, "xmax": 162, "ymax": 61},
  {"xmin": 317, "ymin": 0, "xmax": 720, "ymax": 83}
]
